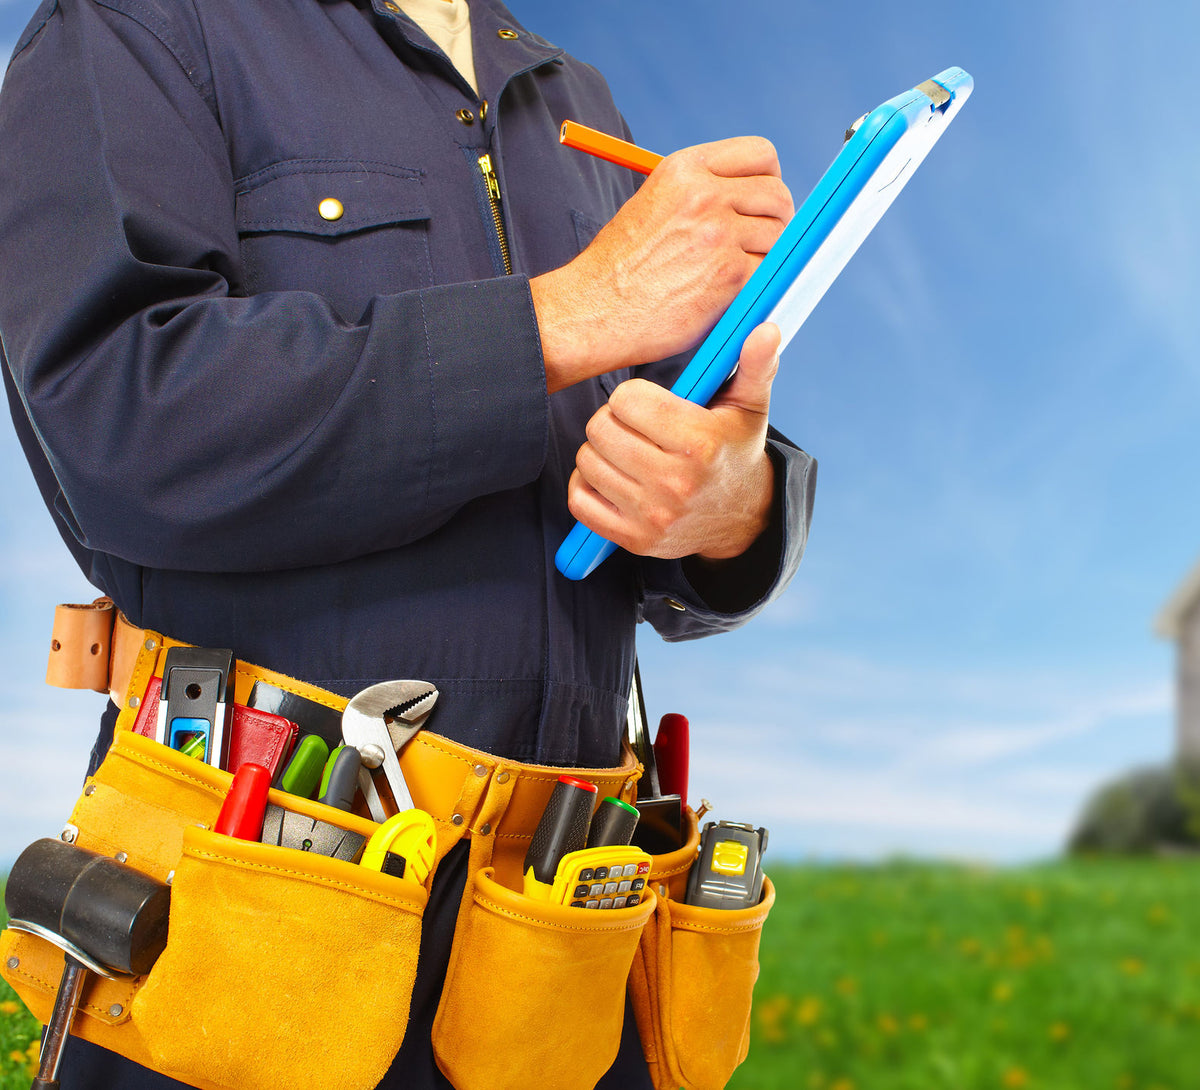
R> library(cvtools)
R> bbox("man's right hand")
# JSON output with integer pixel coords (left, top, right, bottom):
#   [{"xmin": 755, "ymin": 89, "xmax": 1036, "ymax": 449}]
[{"xmin": 531, "ymin": 136, "xmax": 794, "ymax": 393}]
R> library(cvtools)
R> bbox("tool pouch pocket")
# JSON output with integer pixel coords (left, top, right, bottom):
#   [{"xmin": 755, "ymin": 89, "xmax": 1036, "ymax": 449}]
[
  {"xmin": 629, "ymin": 813, "xmax": 775, "ymax": 1090},
  {"xmin": 0, "ymin": 730, "xmax": 427, "ymax": 1090},
  {"xmin": 431, "ymin": 866, "xmax": 656, "ymax": 1090},
  {"xmin": 135, "ymin": 825, "xmax": 425, "ymax": 1090}
]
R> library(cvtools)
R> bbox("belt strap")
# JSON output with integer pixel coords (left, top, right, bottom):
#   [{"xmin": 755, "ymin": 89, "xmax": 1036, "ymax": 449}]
[{"xmin": 45, "ymin": 598, "xmax": 642, "ymax": 876}]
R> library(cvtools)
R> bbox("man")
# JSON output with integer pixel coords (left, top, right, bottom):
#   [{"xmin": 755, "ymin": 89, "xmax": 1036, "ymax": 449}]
[{"xmin": 0, "ymin": 0, "xmax": 815, "ymax": 1084}]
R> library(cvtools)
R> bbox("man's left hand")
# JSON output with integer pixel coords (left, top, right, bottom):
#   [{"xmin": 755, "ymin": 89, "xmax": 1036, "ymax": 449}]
[{"xmin": 566, "ymin": 322, "xmax": 782, "ymax": 561}]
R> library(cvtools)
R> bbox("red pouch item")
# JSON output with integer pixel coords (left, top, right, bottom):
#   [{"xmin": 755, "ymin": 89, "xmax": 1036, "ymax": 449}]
[{"xmin": 132, "ymin": 675, "xmax": 299, "ymax": 777}]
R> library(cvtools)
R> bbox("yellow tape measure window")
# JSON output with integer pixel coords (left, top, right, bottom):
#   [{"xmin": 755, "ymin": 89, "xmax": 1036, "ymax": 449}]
[{"xmin": 711, "ymin": 840, "xmax": 749, "ymax": 876}]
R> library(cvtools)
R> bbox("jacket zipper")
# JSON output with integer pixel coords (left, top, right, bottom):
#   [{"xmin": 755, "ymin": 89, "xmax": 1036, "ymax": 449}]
[{"xmin": 477, "ymin": 153, "xmax": 512, "ymax": 275}]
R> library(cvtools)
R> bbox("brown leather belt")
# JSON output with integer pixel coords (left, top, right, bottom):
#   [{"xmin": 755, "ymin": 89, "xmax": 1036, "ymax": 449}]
[{"xmin": 45, "ymin": 597, "xmax": 643, "ymax": 885}]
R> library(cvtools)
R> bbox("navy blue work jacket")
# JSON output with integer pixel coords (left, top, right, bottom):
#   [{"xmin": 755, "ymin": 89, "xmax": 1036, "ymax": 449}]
[{"xmin": 0, "ymin": 0, "xmax": 815, "ymax": 768}]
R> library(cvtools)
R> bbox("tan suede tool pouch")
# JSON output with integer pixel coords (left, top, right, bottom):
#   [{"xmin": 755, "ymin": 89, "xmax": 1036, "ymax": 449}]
[
  {"xmin": 0, "ymin": 730, "xmax": 427, "ymax": 1090},
  {"xmin": 630, "ymin": 810, "xmax": 776, "ymax": 1090},
  {"xmin": 431, "ymin": 866, "xmax": 656, "ymax": 1090}
]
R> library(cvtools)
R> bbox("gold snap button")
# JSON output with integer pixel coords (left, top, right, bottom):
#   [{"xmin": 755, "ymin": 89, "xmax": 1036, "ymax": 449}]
[
  {"xmin": 479, "ymin": 100, "xmax": 489, "ymax": 120},
  {"xmin": 664, "ymin": 598, "xmax": 687, "ymax": 612},
  {"xmin": 456, "ymin": 108, "xmax": 475, "ymax": 124},
  {"xmin": 383, "ymin": 1, "xmax": 400, "ymax": 11},
  {"xmin": 318, "ymin": 197, "xmax": 344, "ymax": 221},
  {"xmin": 497, "ymin": 28, "xmax": 518, "ymax": 39}
]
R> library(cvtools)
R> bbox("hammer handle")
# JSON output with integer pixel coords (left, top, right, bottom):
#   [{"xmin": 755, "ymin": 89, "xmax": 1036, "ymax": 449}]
[{"xmin": 33, "ymin": 956, "xmax": 88, "ymax": 1089}]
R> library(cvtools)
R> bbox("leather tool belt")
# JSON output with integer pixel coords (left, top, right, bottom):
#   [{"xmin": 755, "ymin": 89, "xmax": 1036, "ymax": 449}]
[{"xmin": 2, "ymin": 597, "xmax": 774, "ymax": 1090}]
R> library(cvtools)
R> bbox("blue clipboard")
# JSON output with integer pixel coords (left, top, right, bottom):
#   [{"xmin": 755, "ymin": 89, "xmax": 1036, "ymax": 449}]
[{"xmin": 555, "ymin": 66, "xmax": 974, "ymax": 580}]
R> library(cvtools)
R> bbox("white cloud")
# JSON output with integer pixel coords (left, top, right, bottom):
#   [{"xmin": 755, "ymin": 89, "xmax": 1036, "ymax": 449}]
[{"xmin": 640, "ymin": 636, "xmax": 1172, "ymax": 862}]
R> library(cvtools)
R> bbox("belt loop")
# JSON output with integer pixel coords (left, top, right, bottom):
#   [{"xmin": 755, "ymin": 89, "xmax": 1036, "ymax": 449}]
[
  {"xmin": 45, "ymin": 597, "xmax": 116, "ymax": 693},
  {"xmin": 472, "ymin": 764, "xmax": 517, "ymax": 843},
  {"xmin": 456, "ymin": 763, "xmax": 519, "ymax": 908},
  {"xmin": 429, "ymin": 759, "xmax": 494, "ymax": 872}
]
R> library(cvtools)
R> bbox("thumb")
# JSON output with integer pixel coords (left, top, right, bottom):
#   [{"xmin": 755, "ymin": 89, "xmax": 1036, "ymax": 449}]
[{"xmin": 713, "ymin": 322, "xmax": 781, "ymax": 416}]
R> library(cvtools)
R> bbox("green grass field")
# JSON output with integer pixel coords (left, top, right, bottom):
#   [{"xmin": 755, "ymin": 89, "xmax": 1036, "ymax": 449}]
[{"xmin": 2, "ymin": 859, "xmax": 1197, "ymax": 1089}]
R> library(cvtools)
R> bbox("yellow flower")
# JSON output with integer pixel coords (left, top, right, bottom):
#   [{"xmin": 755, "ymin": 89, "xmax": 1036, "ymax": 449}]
[
  {"xmin": 1003, "ymin": 1067, "xmax": 1030, "ymax": 1088},
  {"xmin": 992, "ymin": 980, "xmax": 1014, "ymax": 1003},
  {"xmin": 756, "ymin": 995, "xmax": 790, "ymax": 1043},
  {"xmin": 877, "ymin": 1013, "xmax": 899, "ymax": 1034},
  {"xmin": 10, "ymin": 1051, "xmax": 28, "ymax": 1064},
  {"xmin": 835, "ymin": 976, "xmax": 858, "ymax": 997},
  {"xmin": 1049, "ymin": 1022, "xmax": 1070, "ymax": 1042},
  {"xmin": 908, "ymin": 1013, "xmax": 929, "ymax": 1032},
  {"xmin": 1147, "ymin": 904, "xmax": 1170, "ymax": 925},
  {"xmin": 0, "ymin": 1000, "xmax": 20, "ymax": 1015},
  {"xmin": 795, "ymin": 996, "xmax": 823, "ymax": 1026},
  {"xmin": 1119, "ymin": 958, "xmax": 1144, "ymax": 976},
  {"xmin": 830, "ymin": 1079, "xmax": 855, "ymax": 1090}
]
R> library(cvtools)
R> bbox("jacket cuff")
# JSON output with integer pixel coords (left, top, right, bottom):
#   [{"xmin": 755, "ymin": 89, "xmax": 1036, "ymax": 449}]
[{"xmin": 640, "ymin": 435, "xmax": 816, "ymax": 638}]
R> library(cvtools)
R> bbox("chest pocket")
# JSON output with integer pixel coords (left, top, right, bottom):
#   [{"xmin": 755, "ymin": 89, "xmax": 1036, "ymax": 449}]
[{"xmin": 235, "ymin": 161, "xmax": 433, "ymax": 319}]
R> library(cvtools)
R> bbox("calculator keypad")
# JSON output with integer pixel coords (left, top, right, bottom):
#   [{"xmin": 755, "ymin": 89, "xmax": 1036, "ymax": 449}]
[{"xmin": 568, "ymin": 859, "xmax": 649, "ymax": 909}]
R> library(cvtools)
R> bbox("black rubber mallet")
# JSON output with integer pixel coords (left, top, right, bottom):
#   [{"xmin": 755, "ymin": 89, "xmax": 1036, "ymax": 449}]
[{"xmin": 5, "ymin": 838, "xmax": 171, "ymax": 1090}]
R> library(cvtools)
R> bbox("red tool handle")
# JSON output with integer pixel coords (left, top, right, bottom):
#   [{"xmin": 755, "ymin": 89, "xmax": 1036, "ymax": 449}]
[
  {"xmin": 653, "ymin": 714, "xmax": 689, "ymax": 809},
  {"xmin": 214, "ymin": 763, "xmax": 271, "ymax": 840}
]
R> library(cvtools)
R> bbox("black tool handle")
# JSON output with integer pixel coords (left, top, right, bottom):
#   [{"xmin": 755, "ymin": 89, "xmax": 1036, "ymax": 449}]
[
  {"xmin": 524, "ymin": 776, "xmax": 597, "ymax": 884},
  {"xmin": 587, "ymin": 796, "xmax": 640, "ymax": 847},
  {"xmin": 320, "ymin": 746, "xmax": 363, "ymax": 811}
]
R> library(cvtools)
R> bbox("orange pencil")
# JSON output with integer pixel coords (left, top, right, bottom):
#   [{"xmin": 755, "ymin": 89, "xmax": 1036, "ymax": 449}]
[{"xmin": 559, "ymin": 120, "xmax": 664, "ymax": 176}]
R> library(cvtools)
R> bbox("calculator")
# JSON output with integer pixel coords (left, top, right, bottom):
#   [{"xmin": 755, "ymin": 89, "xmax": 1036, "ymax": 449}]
[{"xmin": 525, "ymin": 845, "xmax": 653, "ymax": 909}]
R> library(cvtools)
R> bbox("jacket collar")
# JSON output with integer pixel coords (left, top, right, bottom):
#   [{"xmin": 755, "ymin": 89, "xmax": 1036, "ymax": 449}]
[{"xmin": 367, "ymin": 0, "xmax": 564, "ymax": 104}]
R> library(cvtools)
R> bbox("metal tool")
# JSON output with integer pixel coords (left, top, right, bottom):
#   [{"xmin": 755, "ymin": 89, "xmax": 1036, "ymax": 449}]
[
  {"xmin": 340, "ymin": 680, "xmax": 438, "ymax": 822},
  {"xmin": 259, "ymin": 805, "xmax": 366, "ymax": 862},
  {"xmin": 628, "ymin": 666, "xmax": 683, "ymax": 854},
  {"xmin": 5, "ymin": 839, "xmax": 171, "ymax": 1090}
]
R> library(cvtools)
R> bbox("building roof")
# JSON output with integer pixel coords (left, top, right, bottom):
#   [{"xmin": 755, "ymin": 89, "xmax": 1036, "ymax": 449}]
[{"xmin": 1156, "ymin": 555, "xmax": 1200, "ymax": 640}]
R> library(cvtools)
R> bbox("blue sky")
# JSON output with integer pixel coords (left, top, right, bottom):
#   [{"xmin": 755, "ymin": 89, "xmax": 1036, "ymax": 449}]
[{"xmin": 2, "ymin": 0, "xmax": 1198, "ymax": 865}]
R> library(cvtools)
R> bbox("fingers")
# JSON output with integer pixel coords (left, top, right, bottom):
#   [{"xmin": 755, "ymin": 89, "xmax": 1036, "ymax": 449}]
[
  {"xmin": 727, "ymin": 173, "xmax": 794, "ymax": 224},
  {"xmin": 687, "ymin": 135, "xmax": 783, "ymax": 179},
  {"xmin": 531, "ymin": 134, "xmax": 793, "ymax": 389},
  {"xmin": 601, "ymin": 379, "xmax": 712, "ymax": 458},
  {"xmin": 567, "ymin": 348, "xmax": 780, "ymax": 559}
]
